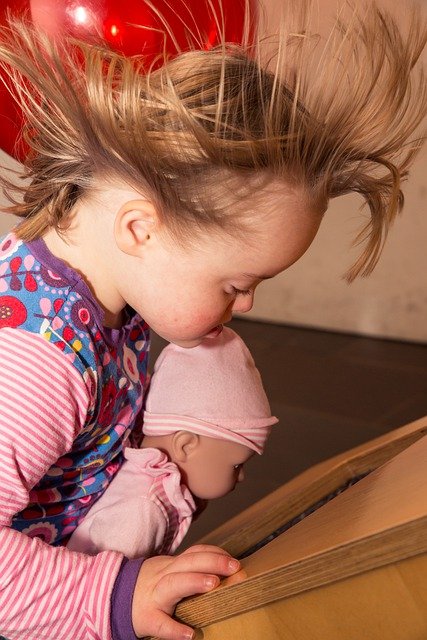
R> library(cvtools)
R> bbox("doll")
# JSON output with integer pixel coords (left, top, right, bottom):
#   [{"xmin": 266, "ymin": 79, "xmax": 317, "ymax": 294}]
[{"xmin": 67, "ymin": 327, "xmax": 278, "ymax": 558}]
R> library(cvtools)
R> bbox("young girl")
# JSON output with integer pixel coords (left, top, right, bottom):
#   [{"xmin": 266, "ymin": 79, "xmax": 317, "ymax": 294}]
[
  {"xmin": 0, "ymin": 2, "xmax": 425, "ymax": 640},
  {"xmin": 67, "ymin": 326, "xmax": 277, "ymax": 558}
]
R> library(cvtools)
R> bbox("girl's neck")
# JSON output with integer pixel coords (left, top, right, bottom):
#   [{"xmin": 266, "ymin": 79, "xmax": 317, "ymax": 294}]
[{"xmin": 42, "ymin": 213, "xmax": 126, "ymax": 329}]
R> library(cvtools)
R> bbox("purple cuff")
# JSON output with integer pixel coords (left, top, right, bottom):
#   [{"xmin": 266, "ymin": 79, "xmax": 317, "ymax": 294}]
[{"xmin": 111, "ymin": 557, "xmax": 145, "ymax": 640}]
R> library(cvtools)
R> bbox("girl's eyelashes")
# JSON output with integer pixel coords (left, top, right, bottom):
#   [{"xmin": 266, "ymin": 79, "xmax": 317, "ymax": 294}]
[{"xmin": 230, "ymin": 286, "xmax": 252, "ymax": 296}]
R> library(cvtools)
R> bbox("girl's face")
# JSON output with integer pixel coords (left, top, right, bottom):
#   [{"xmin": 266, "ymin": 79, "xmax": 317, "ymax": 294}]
[
  {"xmin": 179, "ymin": 436, "xmax": 255, "ymax": 500},
  {"xmin": 120, "ymin": 182, "xmax": 324, "ymax": 347}
]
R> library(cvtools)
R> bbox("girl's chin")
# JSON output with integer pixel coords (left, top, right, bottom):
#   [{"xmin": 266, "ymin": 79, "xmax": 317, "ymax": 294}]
[
  {"xmin": 168, "ymin": 337, "xmax": 205, "ymax": 349},
  {"xmin": 203, "ymin": 324, "xmax": 224, "ymax": 339},
  {"xmin": 166, "ymin": 325, "xmax": 224, "ymax": 348}
]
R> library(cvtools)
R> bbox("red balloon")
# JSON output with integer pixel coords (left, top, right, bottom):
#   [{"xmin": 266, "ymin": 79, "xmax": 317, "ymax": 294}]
[{"xmin": 0, "ymin": 0, "xmax": 257, "ymax": 160}]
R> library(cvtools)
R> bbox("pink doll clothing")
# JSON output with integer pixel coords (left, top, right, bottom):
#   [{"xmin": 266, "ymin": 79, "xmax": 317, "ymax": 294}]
[
  {"xmin": 69, "ymin": 326, "xmax": 276, "ymax": 564},
  {"xmin": 68, "ymin": 447, "xmax": 196, "ymax": 558},
  {"xmin": 143, "ymin": 326, "xmax": 278, "ymax": 454}
]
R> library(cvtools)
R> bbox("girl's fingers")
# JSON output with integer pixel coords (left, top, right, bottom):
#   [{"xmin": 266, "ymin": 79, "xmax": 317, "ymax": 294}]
[
  {"xmin": 169, "ymin": 547, "xmax": 240, "ymax": 577},
  {"xmin": 132, "ymin": 547, "xmax": 241, "ymax": 638},
  {"xmin": 145, "ymin": 610, "xmax": 196, "ymax": 640},
  {"xmin": 156, "ymin": 570, "xmax": 222, "ymax": 611},
  {"xmin": 180, "ymin": 544, "xmax": 230, "ymax": 554}
]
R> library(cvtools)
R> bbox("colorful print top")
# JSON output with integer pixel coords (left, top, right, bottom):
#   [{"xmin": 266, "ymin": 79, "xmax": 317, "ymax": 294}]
[
  {"xmin": 0, "ymin": 230, "xmax": 154, "ymax": 639},
  {"xmin": 0, "ymin": 231, "xmax": 150, "ymax": 545}
]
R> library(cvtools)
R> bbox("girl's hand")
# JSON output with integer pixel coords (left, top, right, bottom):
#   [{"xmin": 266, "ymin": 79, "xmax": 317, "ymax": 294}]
[{"xmin": 132, "ymin": 544, "xmax": 240, "ymax": 639}]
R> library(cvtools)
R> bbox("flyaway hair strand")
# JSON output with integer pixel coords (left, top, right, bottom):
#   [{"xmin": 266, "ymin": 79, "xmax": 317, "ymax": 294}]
[{"xmin": 0, "ymin": 0, "xmax": 425, "ymax": 280}]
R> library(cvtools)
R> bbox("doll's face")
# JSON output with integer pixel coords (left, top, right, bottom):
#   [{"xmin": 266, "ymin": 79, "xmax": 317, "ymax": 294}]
[{"xmin": 179, "ymin": 436, "xmax": 255, "ymax": 500}]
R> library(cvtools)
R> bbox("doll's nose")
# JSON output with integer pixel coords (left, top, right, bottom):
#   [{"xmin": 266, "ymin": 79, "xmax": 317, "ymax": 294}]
[{"xmin": 237, "ymin": 467, "xmax": 245, "ymax": 482}]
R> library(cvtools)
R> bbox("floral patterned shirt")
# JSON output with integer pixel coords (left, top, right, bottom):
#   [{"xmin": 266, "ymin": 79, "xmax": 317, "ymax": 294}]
[{"xmin": 0, "ymin": 231, "xmax": 150, "ymax": 545}]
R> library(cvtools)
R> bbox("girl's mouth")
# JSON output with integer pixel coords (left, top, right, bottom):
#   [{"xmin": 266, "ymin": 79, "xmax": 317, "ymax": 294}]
[{"xmin": 204, "ymin": 324, "xmax": 224, "ymax": 339}]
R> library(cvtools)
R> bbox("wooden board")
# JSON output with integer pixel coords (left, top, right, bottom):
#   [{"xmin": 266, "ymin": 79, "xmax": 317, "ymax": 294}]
[
  {"xmin": 148, "ymin": 417, "xmax": 427, "ymax": 639},
  {"xmin": 196, "ymin": 416, "xmax": 427, "ymax": 558},
  {"xmin": 200, "ymin": 553, "xmax": 427, "ymax": 640}
]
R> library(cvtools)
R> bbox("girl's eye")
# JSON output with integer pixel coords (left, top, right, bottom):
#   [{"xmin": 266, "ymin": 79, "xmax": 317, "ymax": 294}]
[{"xmin": 231, "ymin": 286, "xmax": 251, "ymax": 296}]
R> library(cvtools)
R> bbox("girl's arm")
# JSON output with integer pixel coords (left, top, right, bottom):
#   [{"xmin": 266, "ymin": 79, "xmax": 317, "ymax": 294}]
[
  {"xmin": 112, "ymin": 547, "xmax": 241, "ymax": 640},
  {"xmin": 0, "ymin": 527, "xmax": 123, "ymax": 639},
  {"xmin": 0, "ymin": 329, "xmax": 241, "ymax": 640},
  {"xmin": 0, "ymin": 328, "xmax": 123, "ymax": 639}
]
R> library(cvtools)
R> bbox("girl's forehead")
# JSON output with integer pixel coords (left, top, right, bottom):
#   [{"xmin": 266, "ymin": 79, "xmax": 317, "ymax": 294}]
[
  {"xmin": 256, "ymin": 179, "xmax": 324, "ymax": 219},
  {"xmin": 108, "ymin": 171, "xmax": 324, "ymax": 276},
  {"xmin": 229, "ymin": 187, "xmax": 323, "ymax": 260},
  {"xmin": 161, "ymin": 189, "xmax": 322, "ymax": 279},
  {"xmin": 233, "ymin": 179, "xmax": 323, "ymax": 239}
]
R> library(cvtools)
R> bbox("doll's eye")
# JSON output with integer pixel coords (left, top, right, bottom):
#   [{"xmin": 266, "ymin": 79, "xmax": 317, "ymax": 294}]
[{"xmin": 234, "ymin": 464, "xmax": 243, "ymax": 471}]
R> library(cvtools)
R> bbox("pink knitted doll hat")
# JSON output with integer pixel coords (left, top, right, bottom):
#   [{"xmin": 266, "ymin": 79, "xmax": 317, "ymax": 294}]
[{"xmin": 143, "ymin": 327, "xmax": 278, "ymax": 455}]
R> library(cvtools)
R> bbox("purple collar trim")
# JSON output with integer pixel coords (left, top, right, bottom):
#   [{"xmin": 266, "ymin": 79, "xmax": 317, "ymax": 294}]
[{"xmin": 28, "ymin": 236, "xmax": 141, "ymax": 346}]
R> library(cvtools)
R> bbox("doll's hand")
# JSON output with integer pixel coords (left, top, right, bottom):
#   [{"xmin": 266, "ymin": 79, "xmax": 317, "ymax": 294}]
[{"xmin": 132, "ymin": 544, "xmax": 240, "ymax": 639}]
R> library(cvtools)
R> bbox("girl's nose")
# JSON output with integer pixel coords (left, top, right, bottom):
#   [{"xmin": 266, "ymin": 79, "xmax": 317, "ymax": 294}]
[{"xmin": 232, "ymin": 292, "xmax": 254, "ymax": 314}]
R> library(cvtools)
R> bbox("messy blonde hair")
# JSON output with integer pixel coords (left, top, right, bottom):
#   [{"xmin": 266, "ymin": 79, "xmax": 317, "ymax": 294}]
[{"xmin": 0, "ymin": 1, "xmax": 425, "ymax": 280}]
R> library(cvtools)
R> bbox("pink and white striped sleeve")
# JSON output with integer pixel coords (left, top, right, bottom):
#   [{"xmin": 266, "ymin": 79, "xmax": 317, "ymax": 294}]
[{"xmin": 0, "ymin": 328, "xmax": 124, "ymax": 640}]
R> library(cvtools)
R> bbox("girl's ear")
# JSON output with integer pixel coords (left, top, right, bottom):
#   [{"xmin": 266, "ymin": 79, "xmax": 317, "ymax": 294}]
[
  {"xmin": 171, "ymin": 431, "xmax": 200, "ymax": 463},
  {"xmin": 113, "ymin": 198, "xmax": 159, "ymax": 257}
]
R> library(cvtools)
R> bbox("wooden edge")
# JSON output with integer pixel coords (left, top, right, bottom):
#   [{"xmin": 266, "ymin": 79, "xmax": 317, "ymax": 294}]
[
  {"xmin": 196, "ymin": 416, "xmax": 427, "ymax": 556},
  {"xmin": 174, "ymin": 515, "xmax": 427, "ymax": 629}
]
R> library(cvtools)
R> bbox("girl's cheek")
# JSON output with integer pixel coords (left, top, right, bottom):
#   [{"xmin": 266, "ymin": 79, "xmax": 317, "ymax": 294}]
[{"xmin": 191, "ymin": 308, "xmax": 220, "ymax": 329}]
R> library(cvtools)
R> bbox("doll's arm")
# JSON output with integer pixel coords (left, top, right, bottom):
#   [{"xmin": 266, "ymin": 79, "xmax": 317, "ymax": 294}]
[
  {"xmin": 68, "ymin": 450, "xmax": 171, "ymax": 558},
  {"xmin": 68, "ymin": 493, "xmax": 168, "ymax": 558}
]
